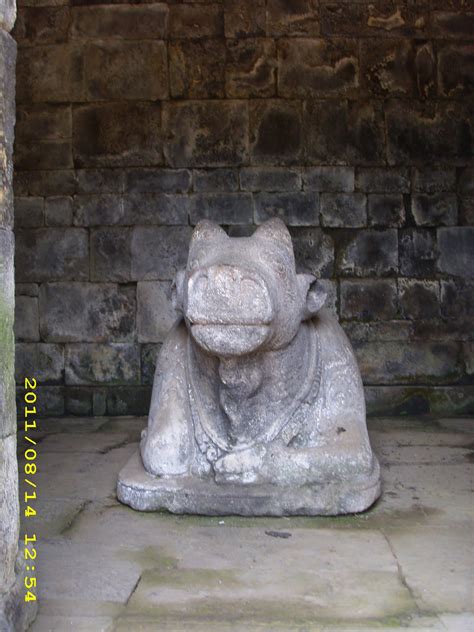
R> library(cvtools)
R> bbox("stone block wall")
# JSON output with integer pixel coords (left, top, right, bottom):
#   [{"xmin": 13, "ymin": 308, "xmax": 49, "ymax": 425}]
[{"xmin": 12, "ymin": 0, "xmax": 474, "ymax": 417}]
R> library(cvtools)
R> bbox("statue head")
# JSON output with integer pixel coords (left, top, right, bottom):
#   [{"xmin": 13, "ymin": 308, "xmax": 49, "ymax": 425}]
[{"xmin": 172, "ymin": 218, "xmax": 326, "ymax": 356}]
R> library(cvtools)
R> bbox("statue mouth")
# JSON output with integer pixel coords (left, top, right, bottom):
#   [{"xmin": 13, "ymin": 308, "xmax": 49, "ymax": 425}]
[{"xmin": 190, "ymin": 323, "xmax": 271, "ymax": 355}]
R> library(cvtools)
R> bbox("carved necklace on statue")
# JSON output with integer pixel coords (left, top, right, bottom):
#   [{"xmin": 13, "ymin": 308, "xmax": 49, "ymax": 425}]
[{"xmin": 186, "ymin": 321, "xmax": 322, "ymax": 458}]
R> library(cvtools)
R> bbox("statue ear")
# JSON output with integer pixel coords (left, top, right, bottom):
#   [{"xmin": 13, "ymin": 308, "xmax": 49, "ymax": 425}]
[
  {"xmin": 191, "ymin": 220, "xmax": 227, "ymax": 247},
  {"xmin": 298, "ymin": 274, "xmax": 327, "ymax": 319},
  {"xmin": 171, "ymin": 269, "xmax": 186, "ymax": 313}
]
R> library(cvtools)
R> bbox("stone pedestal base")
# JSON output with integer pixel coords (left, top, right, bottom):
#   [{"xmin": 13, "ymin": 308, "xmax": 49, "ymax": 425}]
[
  {"xmin": 117, "ymin": 451, "xmax": 381, "ymax": 517},
  {"xmin": 0, "ymin": 551, "xmax": 38, "ymax": 632}
]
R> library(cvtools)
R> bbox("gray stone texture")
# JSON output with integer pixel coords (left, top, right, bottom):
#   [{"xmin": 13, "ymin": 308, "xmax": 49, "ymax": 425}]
[{"xmin": 11, "ymin": 0, "xmax": 474, "ymax": 418}]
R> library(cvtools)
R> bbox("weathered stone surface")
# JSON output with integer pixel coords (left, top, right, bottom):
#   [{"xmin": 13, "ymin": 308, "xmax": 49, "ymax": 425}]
[
  {"xmin": 278, "ymin": 38, "xmax": 358, "ymax": 98},
  {"xmin": 386, "ymin": 101, "xmax": 472, "ymax": 165},
  {"xmin": 73, "ymin": 194, "xmax": 123, "ymax": 226},
  {"xmin": 131, "ymin": 226, "xmax": 192, "ymax": 281},
  {"xmin": 45, "ymin": 196, "xmax": 73, "ymax": 226},
  {"xmin": 15, "ymin": 228, "xmax": 89, "ymax": 282},
  {"xmin": 304, "ymin": 100, "xmax": 385, "ymax": 165},
  {"xmin": 73, "ymin": 102, "xmax": 162, "ymax": 168},
  {"xmin": 224, "ymin": 0, "xmax": 265, "ymax": 38},
  {"xmin": 120, "ymin": 219, "xmax": 381, "ymax": 516},
  {"xmin": 368, "ymin": 194, "xmax": 405, "ymax": 227},
  {"xmin": 15, "ymin": 197, "xmax": 44, "ymax": 227},
  {"xmin": 338, "ymin": 229, "xmax": 398, "ymax": 276},
  {"xmin": 249, "ymin": 99, "xmax": 303, "ymax": 165},
  {"xmin": 431, "ymin": 11, "xmax": 474, "ymax": 38},
  {"xmin": 399, "ymin": 228, "xmax": 437, "ymax": 277},
  {"xmin": 194, "ymin": 169, "xmax": 239, "ymax": 193},
  {"xmin": 15, "ymin": 103, "xmax": 71, "ymax": 141},
  {"xmin": 458, "ymin": 167, "xmax": 474, "ymax": 194},
  {"xmin": 39, "ymin": 283, "xmax": 136, "ymax": 342},
  {"xmin": 169, "ymin": 39, "xmax": 225, "ymax": 99},
  {"xmin": 340, "ymin": 279, "xmax": 398, "ymax": 321},
  {"xmin": 23, "ymin": 170, "xmax": 77, "ymax": 196},
  {"xmin": 0, "ymin": 32, "xmax": 15, "ymax": 231},
  {"xmin": 141, "ymin": 343, "xmax": 162, "ymax": 385},
  {"xmin": 163, "ymin": 101, "xmax": 248, "ymax": 168},
  {"xmin": 15, "ymin": 343, "xmax": 64, "ymax": 383},
  {"xmin": 71, "ymin": 4, "xmax": 169, "ymax": 39},
  {"xmin": 137, "ymin": 281, "xmax": 177, "ymax": 343},
  {"xmin": 0, "ymin": 230, "xmax": 16, "ymax": 439},
  {"xmin": 398, "ymin": 279, "xmax": 439, "ymax": 320},
  {"xmin": 460, "ymin": 196, "xmax": 474, "ymax": 226},
  {"xmin": 413, "ymin": 168, "xmax": 456, "ymax": 194},
  {"xmin": 0, "ymin": 0, "xmax": 16, "ymax": 31},
  {"xmin": 123, "ymin": 193, "xmax": 189, "ymax": 226},
  {"xmin": 290, "ymin": 227, "xmax": 334, "ymax": 277},
  {"xmin": 0, "ymin": 435, "xmax": 19, "ymax": 590},
  {"xmin": 441, "ymin": 279, "xmax": 474, "ymax": 320},
  {"xmin": 355, "ymin": 168, "xmax": 409, "ymax": 193},
  {"xmin": 77, "ymin": 169, "xmax": 125, "ymax": 194},
  {"xmin": 13, "ymin": 6, "xmax": 69, "ymax": 44},
  {"xmin": 437, "ymin": 227, "xmax": 474, "ymax": 277},
  {"xmin": 126, "ymin": 169, "xmax": 191, "ymax": 194},
  {"xmin": 267, "ymin": 0, "xmax": 319, "ymax": 36},
  {"xmin": 189, "ymin": 193, "xmax": 253, "ymax": 225},
  {"xmin": 303, "ymin": 167, "xmax": 353, "ymax": 192},
  {"xmin": 254, "ymin": 192, "xmax": 318, "ymax": 226},
  {"xmin": 168, "ymin": 4, "xmax": 223, "ymax": 39},
  {"xmin": 411, "ymin": 194, "xmax": 458, "ymax": 226},
  {"xmin": 438, "ymin": 44, "xmax": 474, "ymax": 97},
  {"xmin": 240, "ymin": 167, "xmax": 301, "ymax": 192},
  {"xmin": 15, "ymin": 283, "xmax": 38, "ymax": 298},
  {"xmin": 320, "ymin": 193, "xmax": 366, "ymax": 228},
  {"xmin": 14, "ymin": 138, "xmax": 72, "ymax": 170},
  {"xmin": 226, "ymin": 39, "xmax": 276, "ymax": 98},
  {"xmin": 90, "ymin": 227, "xmax": 131, "ymax": 282},
  {"xmin": 65, "ymin": 344, "xmax": 140, "ymax": 385},
  {"xmin": 14, "ymin": 296, "xmax": 39, "ymax": 342},
  {"xmin": 106, "ymin": 386, "xmax": 151, "ymax": 416}
]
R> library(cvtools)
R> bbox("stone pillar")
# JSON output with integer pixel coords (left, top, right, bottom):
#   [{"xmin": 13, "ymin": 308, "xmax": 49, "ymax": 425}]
[{"xmin": 0, "ymin": 0, "xmax": 37, "ymax": 628}]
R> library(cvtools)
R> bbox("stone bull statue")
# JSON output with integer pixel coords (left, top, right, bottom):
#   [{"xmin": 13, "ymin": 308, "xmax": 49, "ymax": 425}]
[{"xmin": 117, "ymin": 218, "xmax": 381, "ymax": 515}]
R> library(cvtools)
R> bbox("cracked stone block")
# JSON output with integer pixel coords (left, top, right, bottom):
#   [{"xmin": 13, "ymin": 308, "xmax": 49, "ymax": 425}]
[
  {"xmin": 194, "ymin": 169, "xmax": 239, "ymax": 193},
  {"xmin": 168, "ymin": 4, "xmax": 223, "ymax": 39},
  {"xmin": 14, "ymin": 296, "xmax": 39, "ymax": 342},
  {"xmin": 65, "ymin": 344, "xmax": 140, "ymax": 385},
  {"xmin": 15, "ymin": 343, "xmax": 64, "ymax": 383},
  {"xmin": 224, "ymin": 0, "xmax": 265, "ymax": 38},
  {"xmin": 278, "ymin": 38, "xmax": 358, "ymax": 98},
  {"xmin": 226, "ymin": 39, "xmax": 276, "ymax": 98},
  {"xmin": 412, "ymin": 168, "xmax": 456, "ymax": 194},
  {"xmin": 340, "ymin": 279, "xmax": 398, "ymax": 321},
  {"xmin": 131, "ymin": 226, "xmax": 192, "ymax": 281},
  {"xmin": 91, "ymin": 227, "xmax": 132, "ymax": 282},
  {"xmin": 320, "ymin": 193, "xmax": 366, "ymax": 228},
  {"xmin": 71, "ymin": 4, "xmax": 169, "ymax": 39},
  {"xmin": 169, "ymin": 39, "xmax": 225, "ymax": 99},
  {"xmin": 368, "ymin": 194, "xmax": 405, "ymax": 227},
  {"xmin": 45, "ymin": 196, "xmax": 73, "ymax": 226},
  {"xmin": 137, "ymin": 282, "xmax": 177, "ymax": 344},
  {"xmin": 39, "ymin": 283, "xmax": 136, "ymax": 342},
  {"xmin": 254, "ymin": 191, "xmax": 318, "ymax": 226},
  {"xmin": 398, "ymin": 279, "xmax": 439, "ymax": 320},
  {"xmin": 399, "ymin": 228, "xmax": 437, "ymax": 277},
  {"xmin": 290, "ymin": 227, "xmax": 334, "ymax": 278},
  {"xmin": 338, "ymin": 229, "xmax": 398, "ymax": 277},
  {"xmin": 249, "ymin": 99, "xmax": 303, "ymax": 165},
  {"xmin": 267, "ymin": 0, "xmax": 319, "ymax": 36},
  {"xmin": 189, "ymin": 193, "xmax": 253, "ymax": 225},
  {"xmin": 411, "ymin": 194, "xmax": 458, "ymax": 227},
  {"xmin": 437, "ymin": 227, "xmax": 474, "ymax": 278},
  {"xmin": 303, "ymin": 167, "xmax": 353, "ymax": 192}
]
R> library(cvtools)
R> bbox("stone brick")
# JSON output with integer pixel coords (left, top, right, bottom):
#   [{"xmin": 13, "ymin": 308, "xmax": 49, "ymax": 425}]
[
  {"xmin": 355, "ymin": 168, "xmax": 409, "ymax": 193},
  {"xmin": 398, "ymin": 279, "xmax": 439, "ymax": 320},
  {"xmin": 17, "ymin": 386, "xmax": 65, "ymax": 417},
  {"xmin": 190, "ymin": 192, "xmax": 253, "ymax": 225},
  {"xmin": 440, "ymin": 280, "xmax": 474, "ymax": 320},
  {"xmin": 15, "ymin": 104, "xmax": 71, "ymax": 141},
  {"xmin": 460, "ymin": 197, "xmax": 474, "ymax": 226},
  {"xmin": 39, "ymin": 283, "xmax": 136, "ymax": 342},
  {"xmin": 25, "ymin": 170, "xmax": 77, "ymax": 196},
  {"xmin": 438, "ymin": 44, "xmax": 474, "ymax": 98},
  {"xmin": 224, "ymin": 0, "xmax": 265, "ymax": 38},
  {"xmin": 240, "ymin": 167, "xmax": 301, "ymax": 192},
  {"xmin": 254, "ymin": 191, "xmax": 318, "ymax": 226},
  {"xmin": 131, "ymin": 226, "xmax": 192, "ymax": 281},
  {"xmin": 45, "ymin": 196, "xmax": 73, "ymax": 226},
  {"xmin": 82, "ymin": 41, "xmax": 168, "ymax": 101},
  {"xmin": 338, "ymin": 229, "xmax": 398, "ymax": 276},
  {"xmin": 126, "ymin": 169, "xmax": 191, "ymax": 194},
  {"xmin": 368, "ymin": 194, "xmax": 405, "ymax": 227},
  {"xmin": 169, "ymin": 39, "xmax": 225, "ymax": 99},
  {"xmin": 106, "ymin": 386, "xmax": 151, "ymax": 416},
  {"xmin": 226, "ymin": 39, "xmax": 276, "ymax": 98},
  {"xmin": 365, "ymin": 386, "xmax": 474, "ymax": 417},
  {"xmin": 15, "ymin": 343, "xmax": 64, "ymax": 383},
  {"xmin": 386, "ymin": 101, "xmax": 472, "ymax": 165},
  {"xmin": 15, "ymin": 139, "xmax": 72, "ymax": 170},
  {"xmin": 71, "ymin": 4, "xmax": 168, "ymax": 39},
  {"xmin": 303, "ymin": 167, "xmax": 353, "ymax": 192},
  {"xmin": 73, "ymin": 102, "xmax": 162, "ymax": 168},
  {"xmin": 90, "ymin": 227, "xmax": 132, "ymax": 282},
  {"xmin": 289, "ymin": 227, "xmax": 334, "ymax": 277},
  {"xmin": 14, "ymin": 296, "xmax": 39, "ymax": 342},
  {"xmin": 13, "ymin": 6, "xmax": 69, "ymax": 44},
  {"xmin": 77, "ymin": 169, "xmax": 125, "ymax": 194},
  {"xmin": 399, "ymin": 228, "xmax": 437, "ymax": 277},
  {"xmin": 65, "ymin": 387, "xmax": 93, "ymax": 416},
  {"xmin": 458, "ymin": 167, "xmax": 474, "ymax": 195},
  {"xmin": 73, "ymin": 194, "xmax": 124, "ymax": 226},
  {"xmin": 304, "ymin": 100, "xmax": 385, "ymax": 165},
  {"xmin": 267, "ymin": 0, "xmax": 319, "ymax": 36},
  {"xmin": 168, "ymin": 4, "xmax": 223, "ymax": 39},
  {"xmin": 65, "ymin": 343, "xmax": 140, "ymax": 385},
  {"xmin": 431, "ymin": 11, "xmax": 474, "ymax": 38},
  {"xmin": 340, "ymin": 279, "xmax": 398, "ymax": 321},
  {"xmin": 413, "ymin": 168, "xmax": 456, "ymax": 194},
  {"xmin": 163, "ymin": 101, "xmax": 248, "ymax": 168},
  {"xmin": 137, "ymin": 281, "xmax": 178, "ymax": 343},
  {"xmin": 15, "ymin": 228, "xmax": 89, "ymax": 282},
  {"xmin": 343, "ymin": 320, "xmax": 413, "ymax": 345},
  {"xmin": 15, "ymin": 197, "xmax": 44, "ymax": 228},
  {"xmin": 194, "ymin": 169, "xmax": 239, "ymax": 193},
  {"xmin": 320, "ymin": 193, "xmax": 366, "ymax": 228},
  {"xmin": 15, "ymin": 284, "xmax": 39, "ymax": 297},
  {"xmin": 249, "ymin": 99, "xmax": 302, "ymax": 165},
  {"xmin": 122, "ymin": 193, "xmax": 189, "ymax": 225},
  {"xmin": 278, "ymin": 38, "xmax": 358, "ymax": 98},
  {"xmin": 354, "ymin": 340, "xmax": 462, "ymax": 385},
  {"xmin": 141, "ymin": 343, "xmax": 162, "ymax": 386},
  {"xmin": 411, "ymin": 194, "xmax": 458, "ymax": 227},
  {"xmin": 437, "ymin": 227, "xmax": 474, "ymax": 278}
]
